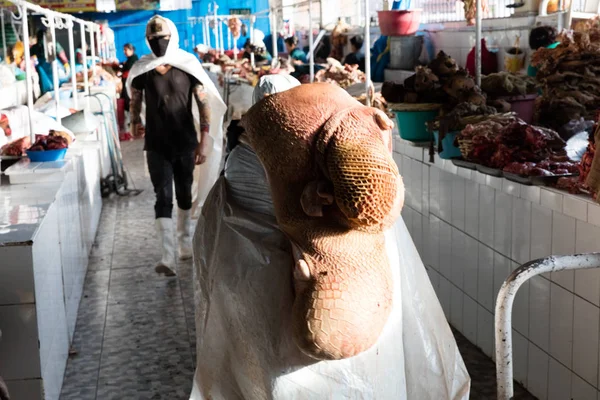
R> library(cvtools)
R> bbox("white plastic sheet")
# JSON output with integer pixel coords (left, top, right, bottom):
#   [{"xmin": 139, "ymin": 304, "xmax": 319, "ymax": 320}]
[
  {"xmin": 126, "ymin": 16, "xmax": 227, "ymax": 217},
  {"xmin": 190, "ymin": 141, "xmax": 470, "ymax": 399}
]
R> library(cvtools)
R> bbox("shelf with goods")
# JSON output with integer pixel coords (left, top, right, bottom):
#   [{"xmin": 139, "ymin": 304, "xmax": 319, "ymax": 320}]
[{"xmin": 0, "ymin": 1, "xmax": 107, "ymax": 399}]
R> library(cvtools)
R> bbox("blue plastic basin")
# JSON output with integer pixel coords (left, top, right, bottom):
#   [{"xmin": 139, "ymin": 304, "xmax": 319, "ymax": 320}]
[
  {"xmin": 26, "ymin": 148, "xmax": 67, "ymax": 162},
  {"xmin": 433, "ymin": 130, "xmax": 462, "ymax": 159}
]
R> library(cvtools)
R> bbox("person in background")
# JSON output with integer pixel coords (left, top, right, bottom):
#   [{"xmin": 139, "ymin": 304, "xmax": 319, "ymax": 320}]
[
  {"xmin": 284, "ymin": 36, "xmax": 308, "ymax": 64},
  {"xmin": 194, "ymin": 44, "xmax": 209, "ymax": 61},
  {"xmin": 119, "ymin": 43, "xmax": 138, "ymax": 111},
  {"xmin": 30, "ymin": 28, "xmax": 71, "ymax": 93},
  {"xmin": 527, "ymin": 26, "xmax": 559, "ymax": 77},
  {"xmin": 343, "ymin": 35, "xmax": 365, "ymax": 71},
  {"xmin": 242, "ymin": 36, "xmax": 272, "ymax": 64}
]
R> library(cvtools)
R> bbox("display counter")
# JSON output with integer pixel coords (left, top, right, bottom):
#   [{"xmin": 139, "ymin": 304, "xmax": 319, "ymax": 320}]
[
  {"xmin": 393, "ymin": 134, "xmax": 600, "ymax": 399},
  {"xmin": 0, "ymin": 141, "xmax": 102, "ymax": 400}
]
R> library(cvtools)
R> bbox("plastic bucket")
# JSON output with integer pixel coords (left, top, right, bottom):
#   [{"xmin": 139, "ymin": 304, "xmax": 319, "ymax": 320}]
[
  {"xmin": 394, "ymin": 109, "xmax": 438, "ymax": 142},
  {"xmin": 389, "ymin": 36, "xmax": 424, "ymax": 70},
  {"xmin": 433, "ymin": 130, "xmax": 462, "ymax": 159},
  {"xmin": 377, "ymin": 10, "xmax": 422, "ymax": 36},
  {"xmin": 26, "ymin": 148, "xmax": 67, "ymax": 162},
  {"xmin": 498, "ymin": 94, "xmax": 537, "ymax": 124}
]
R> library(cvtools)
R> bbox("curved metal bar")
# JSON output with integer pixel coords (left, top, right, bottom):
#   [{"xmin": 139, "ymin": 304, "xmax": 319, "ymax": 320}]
[{"xmin": 495, "ymin": 253, "xmax": 600, "ymax": 400}]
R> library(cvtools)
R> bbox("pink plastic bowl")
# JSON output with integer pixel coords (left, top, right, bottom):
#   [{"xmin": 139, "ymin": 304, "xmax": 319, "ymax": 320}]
[{"xmin": 378, "ymin": 10, "xmax": 422, "ymax": 36}]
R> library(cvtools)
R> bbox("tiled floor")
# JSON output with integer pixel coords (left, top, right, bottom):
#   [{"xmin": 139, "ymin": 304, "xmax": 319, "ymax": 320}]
[{"xmin": 60, "ymin": 140, "xmax": 535, "ymax": 399}]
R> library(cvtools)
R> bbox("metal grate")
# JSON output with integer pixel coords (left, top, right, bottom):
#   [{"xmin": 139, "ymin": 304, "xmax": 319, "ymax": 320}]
[{"xmin": 411, "ymin": 0, "xmax": 515, "ymax": 24}]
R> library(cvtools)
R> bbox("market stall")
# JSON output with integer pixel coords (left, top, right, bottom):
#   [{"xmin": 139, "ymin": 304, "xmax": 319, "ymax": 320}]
[
  {"xmin": 0, "ymin": 1, "xmax": 107, "ymax": 399},
  {"xmin": 378, "ymin": 9, "xmax": 600, "ymax": 396}
]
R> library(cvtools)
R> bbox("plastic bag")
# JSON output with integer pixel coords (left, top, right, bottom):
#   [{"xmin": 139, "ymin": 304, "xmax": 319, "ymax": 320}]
[{"xmin": 190, "ymin": 143, "xmax": 470, "ymax": 400}]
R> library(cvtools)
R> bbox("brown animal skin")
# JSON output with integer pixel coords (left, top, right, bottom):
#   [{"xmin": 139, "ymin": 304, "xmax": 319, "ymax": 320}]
[{"xmin": 240, "ymin": 83, "xmax": 404, "ymax": 361}]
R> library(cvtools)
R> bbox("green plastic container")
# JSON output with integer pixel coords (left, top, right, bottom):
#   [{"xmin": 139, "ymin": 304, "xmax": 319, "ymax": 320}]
[{"xmin": 394, "ymin": 109, "xmax": 439, "ymax": 142}]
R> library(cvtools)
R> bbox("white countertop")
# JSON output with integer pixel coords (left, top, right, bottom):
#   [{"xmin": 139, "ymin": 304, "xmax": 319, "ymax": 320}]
[{"xmin": 0, "ymin": 182, "xmax": 60, "ymax": 245}]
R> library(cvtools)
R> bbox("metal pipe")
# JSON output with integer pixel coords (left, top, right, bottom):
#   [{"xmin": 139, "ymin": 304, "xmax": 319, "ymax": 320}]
[
  {"xmin": 1, "ymin": 11, "xmax": 6, "ymax": 62},
  {"xmin": 202, "ymin": 18, "xmax": 207, "ymax": 46},
  {"xmin": 90, "ymin": 25, "xmax": 96, "ymax": 78},
  {"xmin": 364, "ymin": 0, "xmax": 371, "ymax": 107},
  {"xmin": 20, "ymin": 4, "xmax": 33, "ymax": 141},
  {"xmin": 213, "ymin": 4, "xmax": 219, "ymax": 54},
  {"xmin": 80, "ymin": 21, "xmax": 90, "ymax": 110},
  {"xmin": 308, "ymin": 0, "xmax": 314, "ymax": 82},
  {"xmin": 49, "ymin": 16, "xmax": 61, "ymax": 125},
  {"xmin": 271, "ymin": 10, "xmax": 277, "ymax": 61},
  {"xmin": 307, "ymin": 29, "xmax": 325, "ymax": 61},
  {"xmin": 495, "ymin": 253, "xmax": 600, "ymax": 400},
  {"xmin": 219, "ymin": 17, "xmax": 224, "ymax": 54},
  {"xmin": 227, "ymin": 21, "xmax": 231, "ymax": 51},
  {"xmin": 475, "ymin": 0, "xmax": 482, "ymax": 86},
  {"xmin": 67, "ymin": 19, "xmax": 78, "ymax": 110},
  {"xmin": 250, "ymin": 15, "xmax": 255, "ymax": 69}
]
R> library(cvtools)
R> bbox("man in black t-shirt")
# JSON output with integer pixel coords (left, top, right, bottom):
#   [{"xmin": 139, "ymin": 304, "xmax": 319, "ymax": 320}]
[{"xmin": 129, "ymin": 17, "xmax": 212, "ymax": 276}]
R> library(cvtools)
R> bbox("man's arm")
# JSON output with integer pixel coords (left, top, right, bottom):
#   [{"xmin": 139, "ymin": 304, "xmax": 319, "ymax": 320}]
[
  {"xmin": 192, "ymin": 82, "xmax": 211, "ymax": 164},
  {"xmin": 129, "ymin": 76, "xmax": 144, "ymax": 138}
]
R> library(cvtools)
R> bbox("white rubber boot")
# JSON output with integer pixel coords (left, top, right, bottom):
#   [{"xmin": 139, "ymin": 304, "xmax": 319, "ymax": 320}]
[
  {"xmin": 155, "ymin": 218, "xmax": 176, "ymax": 276},
  {"xmin": 177, "ymin": 208, "xmax": 193, "ymax": 260}
]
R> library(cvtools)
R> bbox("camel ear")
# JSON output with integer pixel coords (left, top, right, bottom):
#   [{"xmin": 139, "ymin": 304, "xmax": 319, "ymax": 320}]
[{"xmin": 300, "ymin": 180, "xmax": 334, "ymax": 217}]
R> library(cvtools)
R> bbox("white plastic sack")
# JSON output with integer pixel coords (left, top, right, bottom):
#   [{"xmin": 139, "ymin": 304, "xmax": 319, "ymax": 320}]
[
  {"xmin": 190, "ymin": 142, "xmax": 470, "ymax": 400},
  {"xmin": 126, "ymin": 16, "xmax": 227, "ymax": 218}
]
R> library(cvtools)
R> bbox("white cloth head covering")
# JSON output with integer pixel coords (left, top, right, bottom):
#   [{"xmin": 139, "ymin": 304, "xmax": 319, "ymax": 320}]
[
  {"xmin": 126, "ymin": 16, "xmax": 226, "ymax": 216},
  {"xmin": 251, "ymin": 75, "xmax": 301, "ymax": 105},
  {"xmin": 195, "ymin": 44, "xmax": 209, "ymax": 54}
]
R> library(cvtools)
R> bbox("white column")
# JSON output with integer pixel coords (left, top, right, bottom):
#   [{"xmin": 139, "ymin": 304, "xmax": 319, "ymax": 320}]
[
  {"xmin": 271, "ymin": 10, "xmax": 278, "ymax": 61},
  {"xmin": 250, "ymin": 16, "xmax": 255, "ymax": 68}
]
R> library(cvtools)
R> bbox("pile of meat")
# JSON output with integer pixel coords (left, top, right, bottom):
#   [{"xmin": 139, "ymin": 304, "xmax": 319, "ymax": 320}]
[
  {"xmin": 532, "ymin": 27, "xmax": 600, "ymax": 130},
  {"xmin": 0, "ymin": 136, "xmax": 30, "ymax": 156},
  {"xmin": 28, "ymin": 131, "xmax": 72, "ymax": 152},
  {"xmin": 312, "ymin": 59, "xmax": 365, "ymax": 88},
  {"xmin": 480, "ymin": 72, "xmax": 537, "ymax": 97},
  {"xmin": 457, "ymin": 117, "xmax": 573, "ymax": 172},
  {"xmin": 382, "ymin": 51, "xmax": 490, "ymax": 119}
]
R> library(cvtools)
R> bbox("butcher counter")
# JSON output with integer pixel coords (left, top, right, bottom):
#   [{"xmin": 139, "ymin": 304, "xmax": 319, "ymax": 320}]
[
  {"xmin": 0, "ymin": 141, "xmax": 103, "ymax": 399},
  {"xmin": 393, "ymin": 134, "xmax": 600, "ymax": 400}
]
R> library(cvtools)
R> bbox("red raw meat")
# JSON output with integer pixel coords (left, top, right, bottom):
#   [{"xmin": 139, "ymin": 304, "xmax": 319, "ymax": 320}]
[{"xmin": 1, "ymin": 136, "xmax": 31, "ymax": 156}]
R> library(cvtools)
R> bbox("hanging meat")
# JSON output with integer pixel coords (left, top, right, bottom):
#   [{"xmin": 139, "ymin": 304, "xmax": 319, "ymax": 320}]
[{"xmin": 228, "ymin": 17, "xmax": 242, "ymax": 39}]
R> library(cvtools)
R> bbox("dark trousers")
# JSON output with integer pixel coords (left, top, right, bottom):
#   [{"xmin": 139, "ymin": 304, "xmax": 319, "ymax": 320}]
[{"xmin": 146, "ymin": 151, "xmax": 195, "ymax": 219}]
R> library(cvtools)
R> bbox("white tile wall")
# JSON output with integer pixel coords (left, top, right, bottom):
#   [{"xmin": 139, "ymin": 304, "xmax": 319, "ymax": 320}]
[
  {"xmin": 465, "ymin": 181, "xmax": 480, "ymax": 238},
  {"xmin": 451, "ymin": 177, "xmax": 466, "ymax": 231},
  {"xmin": 528, "ymin": 342, "xmax": 550, "ymax": 399},
  {"xmin": 548, "ymin": 358, "xmax": 573, "ymax": 400},
  {"xmin": 479, "ymin": 185, "xmax": 495, "ymax": 246},
  {"xmin": 394, "ymin": 139, "xmax": 600, "ymax": 399},
  {"xmin": 573, "ymin": 297, "xmax": 600, "ymax": 387},
  {"xmin": 551, "ymin": 212, "xmax": 576, "ymax": 292},
  {"xmin": 531, "ymin": 204, "xmax": 553, "ymax": 261},
  {"xmin": 574, "ymin": 221, "xmax": 600, "ymax": 306},
  {"xmin": 549, "ymin": 283, "xmax": 574, "ymax": 368},
  {"xmin": 572, "ymin": 373, "xmax": 596, "ymax": 399},
  {"xmin": 513, "ymin": 330, "xmax": 529, "ymax": 386},
  {"xmin": 478, "ymin": 244, "xmax": 495, "ymax": 313},
  {"xmin": 451, "ymin": 229, "xmax": 466, "ymax": 289},
  {"xmin": 511, "ymin": 198, "xmax": 531, "ymax": 265},
  {"xmin": 494, "ymin": 192, "xmax": 513, "ymax": 256},
  {"xmin": 529, "ymin": 276, "xmax": 551, "ymax": 352}
]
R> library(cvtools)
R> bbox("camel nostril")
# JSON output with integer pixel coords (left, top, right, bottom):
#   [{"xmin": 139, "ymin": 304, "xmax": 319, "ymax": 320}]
[{"xmin": 294, "ymin": 259, "xmax": 311, "ymax": 281}]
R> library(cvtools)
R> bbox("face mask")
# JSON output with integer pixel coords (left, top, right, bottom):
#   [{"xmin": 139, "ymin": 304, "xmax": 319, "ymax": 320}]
[{"xmin": 149, "ymin": 37, "xmax": 169, "ymax": 57}]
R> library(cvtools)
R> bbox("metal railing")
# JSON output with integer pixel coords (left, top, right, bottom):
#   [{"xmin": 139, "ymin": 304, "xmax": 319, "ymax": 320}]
[
  {"xmin": 410, "ymin": 0, "xmax": 515, "ymax": 23},
  {"xmin": 495, "ymin": 253, "xmax": 600, "ymax": 400}
]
